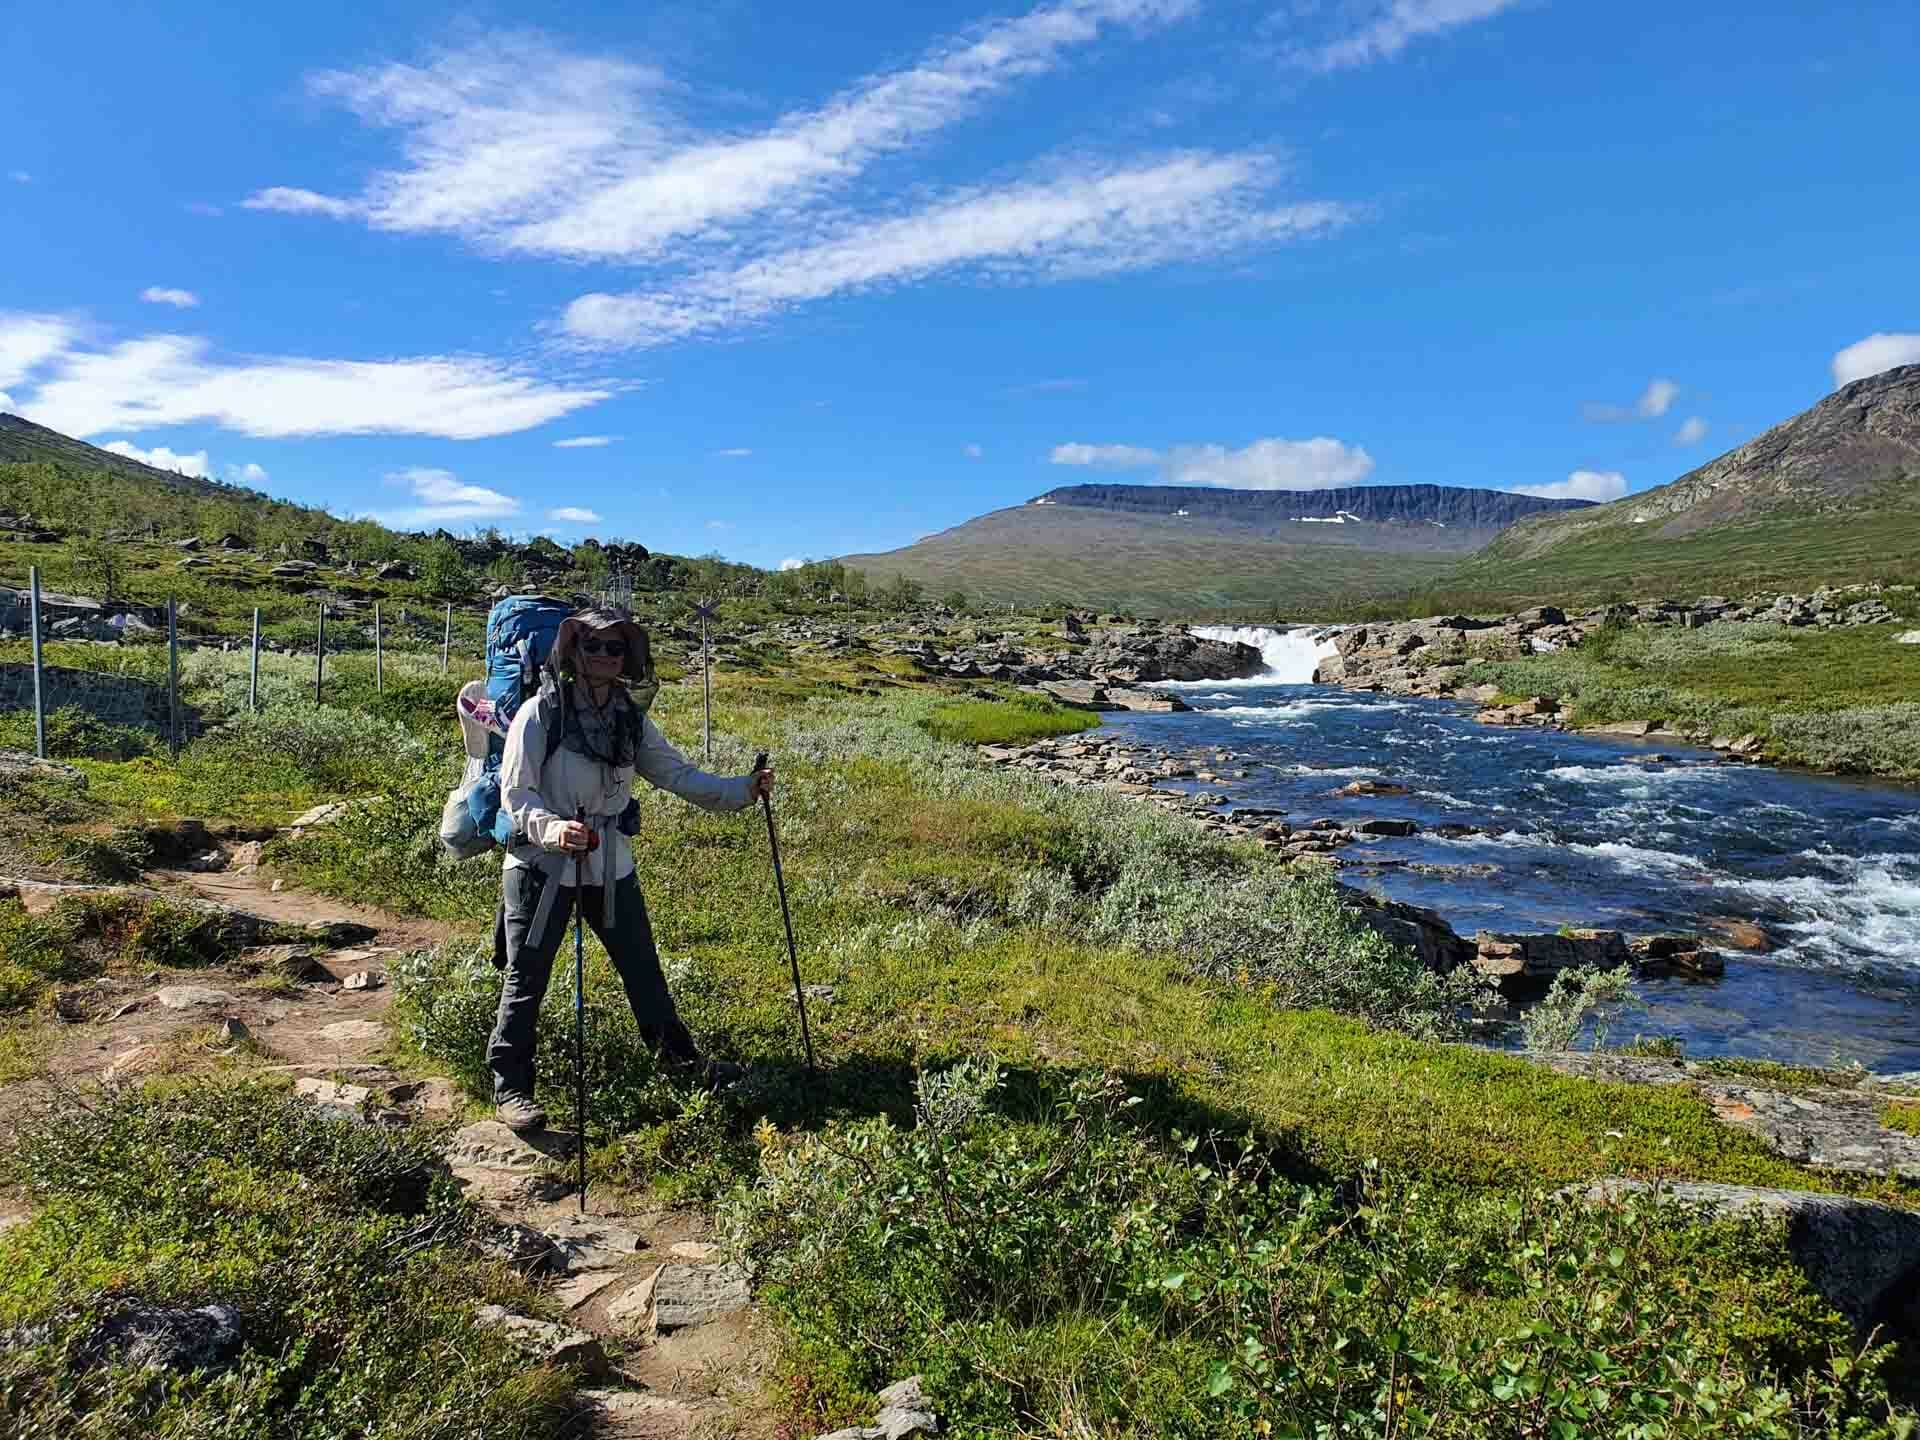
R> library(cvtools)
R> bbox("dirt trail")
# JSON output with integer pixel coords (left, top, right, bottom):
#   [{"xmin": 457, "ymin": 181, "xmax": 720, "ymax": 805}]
[{"xmin": 3, "ymin": 840, "xmax": 782, "ymax": 1438}]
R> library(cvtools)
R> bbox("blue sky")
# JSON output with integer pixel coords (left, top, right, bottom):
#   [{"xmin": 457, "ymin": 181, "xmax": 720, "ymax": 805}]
[{"xmin": 2, "ymin": 0, "xmax": 1916, "ymax": 571}]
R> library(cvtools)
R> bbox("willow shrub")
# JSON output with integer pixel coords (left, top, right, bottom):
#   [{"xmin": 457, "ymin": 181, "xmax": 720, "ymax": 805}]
[{"xmin": 730, "ymin": 1061, "xmax": 1914, "ymax": 1440}]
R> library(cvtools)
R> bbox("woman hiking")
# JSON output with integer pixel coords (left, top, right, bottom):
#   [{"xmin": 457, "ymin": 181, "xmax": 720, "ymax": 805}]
[{"xmin": 488, "ymin": 605, "xmax": 771, "ymax": 1130}]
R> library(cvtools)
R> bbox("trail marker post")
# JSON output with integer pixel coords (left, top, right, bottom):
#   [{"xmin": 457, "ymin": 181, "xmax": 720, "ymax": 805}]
[
  {"xmin": 166, "ymin": 598, "xmax": 180, "ymax": 761},
  {"xmin": 374, "ymin": 602, "xmax": 383, "ymax": 693},
  {"xmin": 27, "ymin": 567, "xmax": 45, "ymax": 760},
  {"xmin": 248, "ymin": 608, "xmax": 260, "ymax": 712},
  {"xmin": 315, "ymin": 604, "xmax": 326, "ymax": 706},
  {"xmin": 693, "ymin": 597, "xmax": 719, "ymax": 763},
  {"xmin": 442, "ymin": 603, "xmax": 452, "ymax": 673}
]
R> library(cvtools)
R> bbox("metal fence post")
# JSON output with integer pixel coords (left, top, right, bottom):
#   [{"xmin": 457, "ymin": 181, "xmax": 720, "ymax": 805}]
[
  {"xmin": 442, "ymin": 603, "xmax": 452, "ymax": 673},
  {"xmin": 315, "ymin": 603, "xmax": 326, "ymax": 705},
  {"xmin": 249, "ymin": 608, "xmax": 260, "ymax": 712},
  {"xmin": 374, "ymin": 601, "xmax": 383, "ymax": 693},
  {"xmin": 167, "ymin": 597, "xmax": 180, "ymax": 761},
  {"xmin": 28, "ymin": 566, "xmax": 45, "ymax": 760}
]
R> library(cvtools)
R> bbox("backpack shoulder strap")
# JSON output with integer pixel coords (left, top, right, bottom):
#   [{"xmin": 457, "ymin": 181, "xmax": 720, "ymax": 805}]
[{"xmin": 538, "ymin": 681, "xmax": 568, "ymax": 766}]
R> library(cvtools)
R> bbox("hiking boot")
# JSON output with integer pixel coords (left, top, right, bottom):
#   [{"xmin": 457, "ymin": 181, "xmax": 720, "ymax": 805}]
[
  {"xmin": 661, "ymin": 1053, "xmax": 744, "ymax": 1089},
  {"xmin": 496, "ymin": 1093, "xmax": 547, "ymax": 1131}
]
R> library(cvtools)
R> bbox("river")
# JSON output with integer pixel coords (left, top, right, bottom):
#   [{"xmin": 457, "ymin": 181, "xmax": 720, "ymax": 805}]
[{"xmin": 1096, "ymin": 625, "xmax": 1920, "ymax": 1071}]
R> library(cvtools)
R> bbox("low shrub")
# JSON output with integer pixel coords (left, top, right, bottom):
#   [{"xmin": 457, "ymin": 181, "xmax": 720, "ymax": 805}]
[
  {"xmin": 730, "ymin": 1062, "xmax": 1910, "ymax": 1439},
  {"xmin": 0, "ymin": 704, "xmax": 155, "ymax": 761},
  {"xmin": 1768, "ymin": 704, "xmax": 1920, "ymax": 779},
  {"xmin": 1520, "ymin": 964, "xmax": 1645, "ymax": 1053},
  {"xmin": 0, "ymin": 1080, "xmax": 573, "ymax": 1438}
]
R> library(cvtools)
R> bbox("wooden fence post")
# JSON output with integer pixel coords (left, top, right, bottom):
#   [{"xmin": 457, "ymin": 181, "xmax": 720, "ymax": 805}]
[
  {"xmin": 374, "ymin": 602, "xmax": 383, "ymax": 693},
  {"xmin": 315, "ymin": 603, "xmax": 326, "ymax": 705},
  {"xmin": 28, "ymin": 566, "xmax": 45, "ymax": 760},
  {"xmin": 249, "ymin": 608, "xmax": 260, "ymax": 712},
  {"xmin": 167, "ymin": 597, "xmax": 180, "ymax": 761},
  {"xmin": 442, "ymin": 603, "xmax": 452, "ymax": 673}
]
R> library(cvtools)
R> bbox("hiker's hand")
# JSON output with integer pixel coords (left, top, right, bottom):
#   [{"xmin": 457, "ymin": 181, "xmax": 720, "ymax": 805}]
[
  {"xmin": 560, "ymin": 821, "xmax": 593, "ymax": 852},
  {"xmin": 749, "ymin": 768, "xmax": 775, "ymax": 802}
]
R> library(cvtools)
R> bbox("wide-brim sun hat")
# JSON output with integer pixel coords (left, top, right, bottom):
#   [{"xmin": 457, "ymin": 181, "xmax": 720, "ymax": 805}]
[{"xmin": 552, "ymin": 606, "xmax": 654, "ymax": 686}]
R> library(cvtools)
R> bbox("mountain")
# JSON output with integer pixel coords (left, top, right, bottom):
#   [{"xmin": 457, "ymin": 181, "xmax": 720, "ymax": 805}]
[
  {"xmin": 841, "ymin": 482, "xmax": 1592, "ymax": 615},
  {"xmin": 1444, "ymin": 364, "xmax": 1920, "ymax": 605},
  {"xmin": 0, "ymin": 413, "xmax": 246, "ymax": 500}
]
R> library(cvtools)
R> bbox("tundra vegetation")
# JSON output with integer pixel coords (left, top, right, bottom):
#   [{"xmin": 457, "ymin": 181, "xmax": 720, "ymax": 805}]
[{"xmin": 0, "ymin": 467, "xmax": 1913, "ymax": 1436}]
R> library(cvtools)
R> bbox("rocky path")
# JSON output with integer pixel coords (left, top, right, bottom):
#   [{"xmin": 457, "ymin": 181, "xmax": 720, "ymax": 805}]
[{"xmin": 0, "ymin": 839, "xmax": 813, "ymax": 1438}]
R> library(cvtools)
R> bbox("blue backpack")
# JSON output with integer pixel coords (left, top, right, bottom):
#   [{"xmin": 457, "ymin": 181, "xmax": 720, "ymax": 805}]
[{"xmin": 438, "ymin": 597, "xmax": 572, "ymax": 858}]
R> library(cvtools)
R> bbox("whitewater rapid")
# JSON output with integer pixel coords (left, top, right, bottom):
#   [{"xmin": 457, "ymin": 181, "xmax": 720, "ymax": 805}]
[{"xmin": 1098, "ymin": 665, "xmax": 1920, "ymax": 1070}]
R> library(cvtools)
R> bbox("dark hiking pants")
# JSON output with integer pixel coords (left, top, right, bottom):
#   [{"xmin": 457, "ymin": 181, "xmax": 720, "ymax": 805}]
[{"xmin": 487, "ymin": 864, "xmax": 698, "ymax": 1100}]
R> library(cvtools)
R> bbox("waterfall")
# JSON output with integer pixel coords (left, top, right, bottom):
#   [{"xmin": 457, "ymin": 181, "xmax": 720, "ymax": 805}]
[{"xmin": 1191, "ymin": 625, "xmax": 1341, "ymax": 685}]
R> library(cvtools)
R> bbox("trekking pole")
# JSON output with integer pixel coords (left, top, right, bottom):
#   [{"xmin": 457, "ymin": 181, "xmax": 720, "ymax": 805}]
[
  {"xmin": 572, "ymin": 806, "xmax": 590, "ymax": 1213},
  {"xmin": 754, "ymin": 753, "xmax": 816, "ymax": 1073}
]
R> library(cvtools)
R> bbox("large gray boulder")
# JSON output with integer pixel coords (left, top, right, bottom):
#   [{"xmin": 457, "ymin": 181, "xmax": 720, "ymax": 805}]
[{"xmin": 1575, "ymin": 1179, "xmax": 1920, "ymax": 1334}]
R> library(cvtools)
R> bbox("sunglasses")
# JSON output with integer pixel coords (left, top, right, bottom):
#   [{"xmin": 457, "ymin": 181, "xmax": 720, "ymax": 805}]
[{"xmin": 579, "ymin": 637, "xmax": 628, "ymax": 658}]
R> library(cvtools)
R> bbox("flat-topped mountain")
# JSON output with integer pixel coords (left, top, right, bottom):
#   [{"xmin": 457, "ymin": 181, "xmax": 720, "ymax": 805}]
[
  {"xmin": 1448, "ymin": 365, "xmax": 1920, "ymax": 603},
  {"xmin": 842, "ymin": 480, "xmax": 1593, "ymax": 614},
  {"xmin": 1032, "ymin": 482, "xmax": 1590, "ymax": 535}
]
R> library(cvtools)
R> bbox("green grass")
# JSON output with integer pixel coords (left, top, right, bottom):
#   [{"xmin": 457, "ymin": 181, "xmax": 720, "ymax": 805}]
[
  {"xmin": 1885, "ymin": 1101, "xmax": 1920, "ymax": 1136},
  {"xmin": 1460, "ymin": 620, "xmax": 1920, "ymax": 776},
  {"xmin": 1437, "ymin": 507, "xmax": 1920, "ymax": 612},
  {"xmin": 0, "ymin": 1080, "xmax": 573, "ymax": 1438},
  {"xmin": 920, "ymin": 695, "xmax": 1100, "ymax": 746},
  {"xmin": 5, "ymin": 618, "xmax": 1917, "ymax": 1436}
]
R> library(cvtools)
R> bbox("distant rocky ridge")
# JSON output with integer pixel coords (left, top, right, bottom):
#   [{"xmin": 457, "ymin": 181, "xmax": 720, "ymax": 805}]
[
  {"xmin": 1482, "ymin": 364, "xmax": 1920, "ymax": 559},
  {"xmin": 1033, "ymin": 482, "xmax": 1592, "ymax": 534}
]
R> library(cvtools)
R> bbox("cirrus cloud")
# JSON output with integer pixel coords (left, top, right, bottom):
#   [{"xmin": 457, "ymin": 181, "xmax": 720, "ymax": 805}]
[
  {"xmin": 1674, "ymin": 416, "xmax": 1709, "ymax": 446},
  {"xmin": 13, "ymin": 330, "xmax": 607, "ymax": 440},
  {"xmin": 548, "ymin": 506, "xmax": 602, "ymax": 523}
]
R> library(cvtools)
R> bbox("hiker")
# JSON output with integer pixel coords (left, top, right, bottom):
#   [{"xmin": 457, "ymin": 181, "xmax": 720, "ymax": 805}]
[{"xmin": 487, "ymin": 605, "xmax": 772, "ymax": 1129}]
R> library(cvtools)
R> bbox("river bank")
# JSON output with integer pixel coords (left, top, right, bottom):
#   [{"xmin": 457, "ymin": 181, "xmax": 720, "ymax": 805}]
[{"xmin": 976, "ymin": 673, "xmax": 1920, "ymax": 1073}]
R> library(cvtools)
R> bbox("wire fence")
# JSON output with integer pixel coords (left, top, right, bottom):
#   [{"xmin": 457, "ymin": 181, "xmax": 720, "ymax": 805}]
[{"xmin": 4, "ymin": 568, "xmax": 677, "ymax": 762}]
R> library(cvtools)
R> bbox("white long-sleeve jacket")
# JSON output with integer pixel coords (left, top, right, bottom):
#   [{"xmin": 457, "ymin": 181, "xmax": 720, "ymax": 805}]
[{"xmin": 501, "ymin": 686, "xmax": 756, "ymax": 888}]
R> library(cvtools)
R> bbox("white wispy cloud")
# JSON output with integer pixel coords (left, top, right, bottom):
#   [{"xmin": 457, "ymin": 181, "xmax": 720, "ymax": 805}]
[
  {"xmin": 964, "ymin": 443, "xmax": 984, "ymax": 459},
  {"xmin": 1636, "ymin": 377, "xmax": 1679, "ymax": 418},
  {"xmin": 1513, "ymin": 469, "xmax": 1627, "ymax": 503},
  {"xmin": 17, "ymin": 331, "xmax": 607, "ymax": 439},
  {"xmin": 7, "ymin": 172, "xmax": 30, "ymax": 184},
  {"xmin": 372, "ymin": 467, "xmax": 522, "ymax": 527},
  {"xmin": 1832, "ymin": 332, "xmax": 1920, "ymax": 388},
  {"xmin": 1050, "ymin": 435, "xmax": 1375, "ymax": 490},
  {"xmin": 714, "ymin": 447, "xmax": 753, "ymax": 458},
  {"xmin": 563, "ymin": 153, "xmax": 1351, "ymax": 348},
  {"xmin": 253, "ymin": 4, "xmax": 1194, "ymax": 260},
  {"xmin": 549, "ymin": 505, "xmax": 602, "ymax": 523},
  {"xmin": 1293, "ymin": 0, "xmax": 1525, "ymax": 71},
  {"xmin": 141, "ymin": 287, "xmax": 201, "ymax": 309},
  {"xmin": 228, "ymin": 462, "xmax": 269, "ymax": 483},
  {"xmin": 779, "ymin": 557, "xmax": 805, "ymax": 571},
  {"xmin": 0, "ymin": 313, "xmax": 77, "ymax": 390},
  {"xmin": 0, "ymin": 392, "xmax": 14, "ymax": 412},
  {"xmin": 1004, "ymin": 377, "xmax": 1088, "ymax": 395},
  {"xmin": 707, "ymin": 519, "xmax": 735, "ymax": 531},
  {"xmin": 552, "ymin": 434, "xmax": 618, "ymax": 448},
  {"xmin": 242, "ymin": 186, "xmax": 363, "ymax": 219},
  {"xmin": 100, "ymin": 439, "xmax": 212, "ymax": 479},
  {"xmin": 1051, "ymin": 442, "xmax": 1163, "ymax": 468},
  {"xmin": 1583, "ymin": 376, "xmax": 1682, "ymax": 424},
  {"xmin": 1674, "ymin": 416, "xmax": 1709, "ymax": 446}
]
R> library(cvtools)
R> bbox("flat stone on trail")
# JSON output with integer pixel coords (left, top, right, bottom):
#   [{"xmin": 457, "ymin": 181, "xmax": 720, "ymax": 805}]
[
  {"xmin": 341, "ymin": 971, "xmax": 380, "ymax": 991},
  {"xmin": 104, "ymin": 1044, "xmax": 163, "ymax": 1083},
  {"xmin": 605, "ymin": 1266, "xmax": 663, "ymax": 1333},
  {"xmin": 537, "ymin": 1214, "xmax": 646, "ymax": 1272},
  {"xmin": 472, "ymin": 1304, "xmax": 607, "ymax": 1377},
  {"xmin": 155, "ymin": 985, "xmax": 235, "ymax": 1010},
  {"xmin": 552, "ymin": 1271, "xmax": 624, "ymax": 1310},
  {"xmin": 668, "ymin": 1241, "xmax": 719, "ymax": 1261},
  {"xmin": 295, "ymin": 1078, "xmax": 371, "ymax": 1108},
  {"xmin": 651, "ymin": 1262, "xmax": 750, "ymax": 1331},
  {"xmin": 577, "ymin": 1389, "xmax": 697, "ymax": 1439},
  {"xmin": 445, "ymin": 1120, "xmax": 575, "ymax": 1203},
  {"xmin": 315, "ymin": 1020, "xmax": 385, "ymax": 1045},
  {"xmin": 1574, "ymin": 1179, "xmax": 1920, "ymax": 1333}
]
